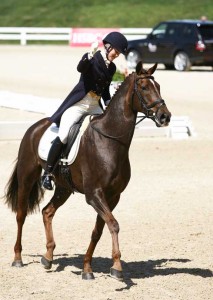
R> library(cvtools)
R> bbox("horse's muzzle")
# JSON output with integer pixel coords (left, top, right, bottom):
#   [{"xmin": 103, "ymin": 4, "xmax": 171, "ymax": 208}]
[{"xmin": 157, "ymin": 111, "xmax": 171, "ymax": 127}]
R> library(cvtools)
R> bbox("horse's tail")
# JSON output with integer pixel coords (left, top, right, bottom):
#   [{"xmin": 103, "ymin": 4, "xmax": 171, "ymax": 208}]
[{"xmin": 4, "ymin": 159, "xmax": 44, "ymax": 214}]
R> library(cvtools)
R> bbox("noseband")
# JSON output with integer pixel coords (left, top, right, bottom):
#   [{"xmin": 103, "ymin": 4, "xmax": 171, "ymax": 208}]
[{"xmin": 133, "ymin": 74, "xmax": 165, "ymax": 126}]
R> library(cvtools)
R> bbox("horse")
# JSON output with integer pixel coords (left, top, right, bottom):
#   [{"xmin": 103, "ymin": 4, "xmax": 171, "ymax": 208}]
[{"xmin": 4, "ymin": 62, "xmax": 171, "ymax": 281}]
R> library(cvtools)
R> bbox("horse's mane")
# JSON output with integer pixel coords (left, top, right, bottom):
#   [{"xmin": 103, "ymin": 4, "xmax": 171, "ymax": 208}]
[
  {"xmin": 111, "ymin": 65, "xmax": 152, "ymax": 101},
  {"xmin": 110, "ymin": 72, "xmax": 133, "ymax": 101},
  {"xmin": 89, "ymin": 72, "xmax": 134, "ymax": 123}
]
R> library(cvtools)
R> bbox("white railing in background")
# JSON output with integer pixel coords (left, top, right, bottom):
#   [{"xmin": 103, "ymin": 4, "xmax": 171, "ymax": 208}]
[
  {"xmin": 0, "ymin": 27, "xmax": 71, "ymax": 45},
  {"xmin": 0, "ymin": 27, "xmax": 152, "ymax": 45},
  {"xmin": 120, "ymin": 28, "xmax": 152, "ymax": 40}
]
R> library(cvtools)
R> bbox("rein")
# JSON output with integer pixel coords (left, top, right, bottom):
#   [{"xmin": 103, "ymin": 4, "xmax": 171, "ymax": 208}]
[
  {"xmin": 90, "ymin": 116, "xmax": 128, "ymax": 146},
  {"xmin": 133, "ymin": 74, "xmax": 165, "ymax": 127}
]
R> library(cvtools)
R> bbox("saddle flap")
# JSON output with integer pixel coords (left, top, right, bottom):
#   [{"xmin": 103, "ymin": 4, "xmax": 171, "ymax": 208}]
[{"xmin": 38, "ymin": 124, "xmax": 82, "ymax": 165}]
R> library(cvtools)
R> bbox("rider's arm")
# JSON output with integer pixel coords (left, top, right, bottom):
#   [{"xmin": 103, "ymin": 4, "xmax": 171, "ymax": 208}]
[
  {"xmin": 77, "ymin": 53, "xmax": 92, "ymax": 73},
  {"xmin": 77, "ymin": 41, "xmax": 99, "ymax": 73}
]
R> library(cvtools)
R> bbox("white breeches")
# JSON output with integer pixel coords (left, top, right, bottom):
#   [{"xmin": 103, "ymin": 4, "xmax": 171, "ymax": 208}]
[{"xmin": 58, "ymin": 92, "xmax": 103, "ymax": 144}]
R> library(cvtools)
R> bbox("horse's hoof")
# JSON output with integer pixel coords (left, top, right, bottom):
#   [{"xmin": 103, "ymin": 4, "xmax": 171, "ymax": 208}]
[
  {"xmin": 110, "ymin": 268, "xmax": 124, "ymax": 281},
  {"xmin": 41, "ymin": 256, "xmax": 53, "ymax": 270},
  {"xmin": 12, "ymin": 260, "xmax": 24, "ymax": 267},
  {"xmin": 82, "ymin": 272, "xmax": 95, "ymax": 280}
]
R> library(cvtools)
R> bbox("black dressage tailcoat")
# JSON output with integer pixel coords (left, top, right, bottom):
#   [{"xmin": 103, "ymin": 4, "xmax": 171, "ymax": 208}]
[{"xmin": 49, "ymin": 51, "xmax": 116, "ymax": 125}]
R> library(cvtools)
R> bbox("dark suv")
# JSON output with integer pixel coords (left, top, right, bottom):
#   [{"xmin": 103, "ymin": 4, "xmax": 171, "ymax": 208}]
[{"xmin": 126, "ymin": 20, "xmax": 213, "ymax": 71}]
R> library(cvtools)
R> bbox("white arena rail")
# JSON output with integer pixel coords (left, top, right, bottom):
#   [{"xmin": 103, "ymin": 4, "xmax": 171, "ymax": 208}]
[
  {"xmin": 0, "ymin": 88, "xmax": 195, "ymax": 140},
  {"xmin": 0, "ymin": 117, "xmax": 196, "ymax": 140},
  {"xmin": 0, "ymin": 27, "xmax": 151, "ymax": 45},
  {"xmin": 135, "ymin": 114, "xmax": 196, "ymax": 139},
  {"xmin": 120, "ymin": 27, "xmax": 152, "ymax": 40},
  {"xmin": 0, "ymin": 27, "xmax": 72, "ymax": 45}
]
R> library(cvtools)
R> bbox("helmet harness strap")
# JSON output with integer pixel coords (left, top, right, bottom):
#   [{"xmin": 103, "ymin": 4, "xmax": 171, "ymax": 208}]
[{"xmin": 104, "ymin": 43, "xmax": 113, "ymax": 59}]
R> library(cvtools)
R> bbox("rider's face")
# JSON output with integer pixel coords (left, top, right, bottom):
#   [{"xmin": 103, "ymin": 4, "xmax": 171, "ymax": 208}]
[{"xmin": 107, "ymin": 48, "xmax": 120, "ymax": 62}]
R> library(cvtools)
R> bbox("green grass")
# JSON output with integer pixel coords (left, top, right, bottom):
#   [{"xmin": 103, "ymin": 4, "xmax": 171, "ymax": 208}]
[{"xmin": 0, "ymin": 0, "xmax": 212, "ymax": 28}]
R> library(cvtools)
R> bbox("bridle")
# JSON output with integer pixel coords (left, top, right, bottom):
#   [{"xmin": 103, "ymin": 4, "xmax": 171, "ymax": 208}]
[
  {"xmin": 90, "ymin": 73, "xmax": 166, "ymax": 142},
  {"xmin": 133, "ymin": 74, "xmax": 166, "ymax": 127}
]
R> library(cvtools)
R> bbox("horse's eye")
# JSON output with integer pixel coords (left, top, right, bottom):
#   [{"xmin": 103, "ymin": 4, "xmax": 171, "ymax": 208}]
[{"xmin": 141, "ymin": 86, "xmax": 146, "ymax": 91}]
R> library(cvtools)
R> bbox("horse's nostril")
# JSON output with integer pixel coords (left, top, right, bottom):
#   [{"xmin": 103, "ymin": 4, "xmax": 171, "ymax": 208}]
[
  {"xmin": 160, "ymin": 113, "xmax": 170, "ymax": 124},
  {"xmin": 160, "ymin": 113, "xmax": 166, "ymax": 123}
]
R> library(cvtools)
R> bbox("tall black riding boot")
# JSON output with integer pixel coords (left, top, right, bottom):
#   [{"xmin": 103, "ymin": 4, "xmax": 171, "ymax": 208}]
[{"xmin": 42, "ymin": 137, "xmax": 64, "ymax": 190}]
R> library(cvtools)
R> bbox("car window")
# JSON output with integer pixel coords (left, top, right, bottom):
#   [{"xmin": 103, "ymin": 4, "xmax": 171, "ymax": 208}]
[
  {"xmin": 182, "ymin": 24, "xmax": 196, "ymax": 38},
  {"xmin": 151, "ymin": 23, "xmax": 168, "ymax": 39},
  {"xmin": 165, "ymin": 24, "xmax": 180, "ymax": 39},
  {"xmin": 198, "ymin": 25, "xmax": 213, "ymax": 40}
]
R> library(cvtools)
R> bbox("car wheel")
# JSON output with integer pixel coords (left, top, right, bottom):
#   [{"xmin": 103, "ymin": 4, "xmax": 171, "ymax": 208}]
[
  {"xmin": 126, "ymin": 50, "xmax": 141, "ymax": 69},
  {"xmin": 174, "ymin": 52, "xmax": 191, "ymax": 71}
]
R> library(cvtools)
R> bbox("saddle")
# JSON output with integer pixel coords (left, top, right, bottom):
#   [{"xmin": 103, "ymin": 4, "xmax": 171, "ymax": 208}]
[{"xmin": 38, "ymin": 117, "xmax": 85, "ymax": 165}]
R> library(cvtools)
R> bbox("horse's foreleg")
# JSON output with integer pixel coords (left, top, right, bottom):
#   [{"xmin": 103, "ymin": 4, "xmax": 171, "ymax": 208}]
[
  {"xmin": 41, "ymin": 186, "xmax": 71, "ymax": 269},
  {"xmin": 83, "ymin": 194, "xmax": 122, "ymax": 280}
]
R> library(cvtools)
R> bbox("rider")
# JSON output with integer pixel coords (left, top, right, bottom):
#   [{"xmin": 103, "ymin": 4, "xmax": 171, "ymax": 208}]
[{"xmin": 42, "ymin": 31, "xmax": 128, "ymax": 190}]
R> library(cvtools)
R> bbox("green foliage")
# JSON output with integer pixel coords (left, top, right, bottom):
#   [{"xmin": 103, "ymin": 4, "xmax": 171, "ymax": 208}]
[
  {"xmin": 112, "ymin": 71, "xmax": 125, "ymax": 82},
  {"xmin": 0, "ymin": 0, "xmax": 212, "ymax": 28}
]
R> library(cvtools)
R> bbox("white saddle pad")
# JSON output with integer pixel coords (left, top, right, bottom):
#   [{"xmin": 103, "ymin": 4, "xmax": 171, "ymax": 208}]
[{"xmin": 38, "ymin": 124, "xmax": 82, "ymax": 165}]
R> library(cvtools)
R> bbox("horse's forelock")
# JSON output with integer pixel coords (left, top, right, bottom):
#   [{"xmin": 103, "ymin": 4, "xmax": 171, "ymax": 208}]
[{"xmin": 142, "ymin": 69, "xmax": 148, "ymax": 75}]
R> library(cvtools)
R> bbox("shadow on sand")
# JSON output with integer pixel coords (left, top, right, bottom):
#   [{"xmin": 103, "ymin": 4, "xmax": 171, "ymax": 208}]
[{"xmin": 26, "ymin": 253, "xmax": 213, "ymax": 291}]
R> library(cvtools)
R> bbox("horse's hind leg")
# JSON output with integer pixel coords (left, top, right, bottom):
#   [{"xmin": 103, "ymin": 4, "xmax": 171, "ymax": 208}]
[
  {"xmin": 82, "ymin": 194, "xmax": 120, "ymax": 280},
  {"xmin": 41, "ymin": 186, "xmax": 72, "ymax": 269},
  {"xmin": 82, "ymin": 214, "xmax": 104, "ymax": 279},
  {"xmin": 12, "ymin": 166, "xmax": 42, "ymax": 267},
  {"xmin": 12, "ymin": 186, "xmax": 29, "ymax": 267}
]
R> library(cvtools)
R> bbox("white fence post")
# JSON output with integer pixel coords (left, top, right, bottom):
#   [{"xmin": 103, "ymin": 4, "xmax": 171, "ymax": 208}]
[{"xmin": 20, "ymin": 28, "xmax": 27, "ymax": 46}]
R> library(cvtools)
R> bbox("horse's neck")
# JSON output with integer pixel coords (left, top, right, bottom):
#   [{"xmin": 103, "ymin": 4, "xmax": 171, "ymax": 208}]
[
  {"xmin": 100, "ymin": 75, "xmax": 137, "ymax": 145},
  {"xmin": 110, "ymin": 75, "xmax": 136, "ymax": 119}
]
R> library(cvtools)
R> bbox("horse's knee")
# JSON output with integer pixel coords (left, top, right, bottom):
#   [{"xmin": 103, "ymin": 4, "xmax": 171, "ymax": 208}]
[
  {"xmin": 42, "ymin": 202, "xmax": 55, "ymax": 218},
  {"xmin": 108, "ymin": 219, "xmax": 119, "ymax": 235}
]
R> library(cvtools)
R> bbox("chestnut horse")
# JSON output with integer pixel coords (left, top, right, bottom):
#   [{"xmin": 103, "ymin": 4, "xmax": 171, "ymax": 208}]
[{"xmin": 4, "ymin": 62, "xmax": 171, "ymax": 280}]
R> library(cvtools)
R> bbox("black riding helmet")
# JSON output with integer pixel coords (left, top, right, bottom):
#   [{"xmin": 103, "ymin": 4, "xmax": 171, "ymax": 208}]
[{"xmin": 103, "ymin": 32, "xmax": 128, "ymax": 55}]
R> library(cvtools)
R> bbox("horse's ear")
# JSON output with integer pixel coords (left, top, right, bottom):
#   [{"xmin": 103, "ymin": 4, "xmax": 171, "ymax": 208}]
[
  {"xmin": 148, "ymin": 63, "xmax": 158, "ymax": 75},
  {"xmin": 136, "ymin": 61, "xmax": 143, "ymax": 75}
]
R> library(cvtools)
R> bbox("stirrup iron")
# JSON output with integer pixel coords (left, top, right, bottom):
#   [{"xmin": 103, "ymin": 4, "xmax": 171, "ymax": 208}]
[{"xmin": 42, "ymin": 173, "xmax": 55, "ymax": 190}]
